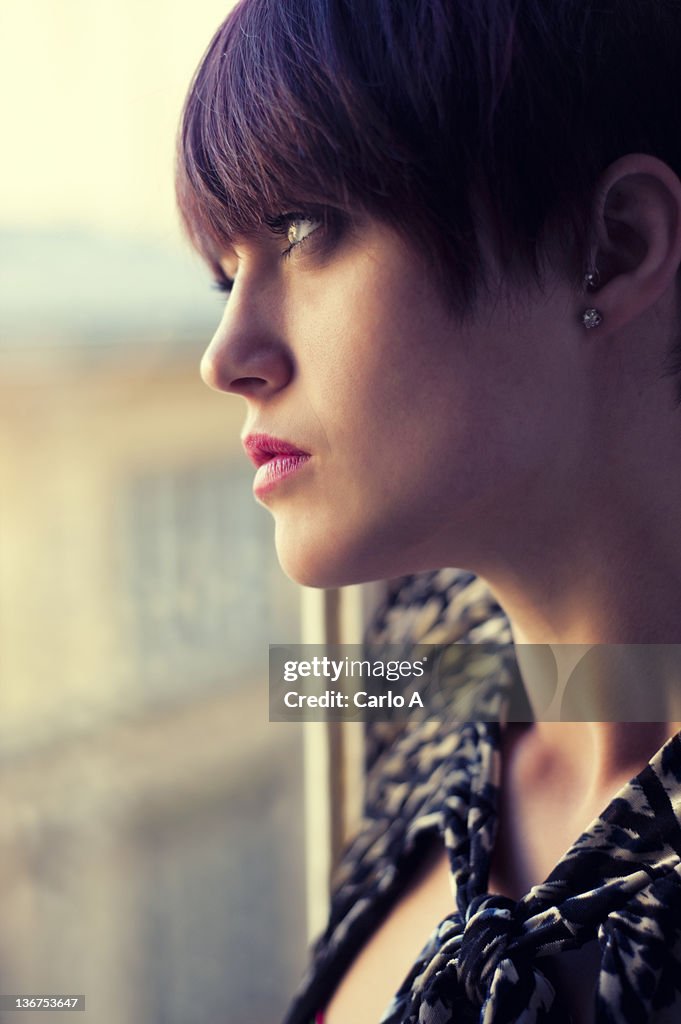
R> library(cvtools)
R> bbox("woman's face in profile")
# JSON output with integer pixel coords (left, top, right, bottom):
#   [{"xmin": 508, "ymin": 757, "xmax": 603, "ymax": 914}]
[{"xmin": 201, "ymin": 212, "xmax": 583, "ymax": 587}]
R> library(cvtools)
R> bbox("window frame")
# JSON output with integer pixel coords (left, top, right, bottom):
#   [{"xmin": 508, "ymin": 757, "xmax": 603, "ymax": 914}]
[{"xmin": 300, "ymin": 583, "xmax": 385, "ymax": 939}]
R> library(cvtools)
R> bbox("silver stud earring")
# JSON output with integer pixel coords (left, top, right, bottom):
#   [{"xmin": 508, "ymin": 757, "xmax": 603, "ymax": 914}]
[
  {"xmin": 581, "ymin": 266, "xmax": 602, "ymax": 328},
  {"xmin": 581, "ymin": 307, "xmax": 603, "ymax": 329}
]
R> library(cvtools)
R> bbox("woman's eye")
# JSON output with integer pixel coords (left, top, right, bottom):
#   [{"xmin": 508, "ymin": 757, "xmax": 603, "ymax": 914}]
[
  {"xmin": 285, "ymin": 216, "xmax": 321, "ymax": 251},
  {"xmin": 211, "ymin": 274, "xmax": 233, "ymax": 297},
  {"xmin": 265, "ymin": 211, "xmax": 324, "ymax": 257}
]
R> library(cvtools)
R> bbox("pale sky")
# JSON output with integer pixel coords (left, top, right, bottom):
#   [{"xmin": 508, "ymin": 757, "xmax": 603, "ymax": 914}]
[{"xmin": 0, "ymin": 0, "xmax": 237, "ymax": 245}]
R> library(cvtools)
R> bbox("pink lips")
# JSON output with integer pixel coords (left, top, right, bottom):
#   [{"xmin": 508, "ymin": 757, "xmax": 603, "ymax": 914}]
[{"xmin": 243, "ymin": 433, "xmax": 311, "ymax": 497}]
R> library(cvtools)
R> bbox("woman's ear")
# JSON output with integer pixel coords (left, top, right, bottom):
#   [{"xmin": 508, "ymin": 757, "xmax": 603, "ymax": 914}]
[{"xmin": 585, "ymin": 154, "xmax": 681, "ymax": 335}]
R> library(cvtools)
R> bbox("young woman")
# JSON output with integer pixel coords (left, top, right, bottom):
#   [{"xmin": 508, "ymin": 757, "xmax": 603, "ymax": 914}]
[{"xmin": 176, "ymin": 1, "xmax": 681, "ymax": 1020}]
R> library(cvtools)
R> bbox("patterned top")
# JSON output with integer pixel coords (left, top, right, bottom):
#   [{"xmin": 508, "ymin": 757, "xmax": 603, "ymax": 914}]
[{"xmin": 281, "ymin": 570, "xmax": 681, "ymax": 1024}]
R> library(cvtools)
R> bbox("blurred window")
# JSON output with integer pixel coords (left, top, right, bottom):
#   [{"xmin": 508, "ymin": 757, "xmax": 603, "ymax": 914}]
[{"xmin": 0, "ymin": 4, "xmax": 309, "ymax": 1022}]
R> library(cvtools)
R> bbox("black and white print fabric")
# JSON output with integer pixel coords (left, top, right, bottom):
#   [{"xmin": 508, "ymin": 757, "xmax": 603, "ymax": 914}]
[{"xmin": 281, "ymin": 570, "xmax": 681, "ymax": 1024}]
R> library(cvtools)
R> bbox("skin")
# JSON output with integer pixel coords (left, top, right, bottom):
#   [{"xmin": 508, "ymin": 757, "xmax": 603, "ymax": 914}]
[
  {"xmin": 203, "ymin": 213, "xmax": 585, "ymax": 590},
  {"xmin": 202, "ymin": 153, "xmax": 681, "ymax": 745},
  {"xmin": 201, "ymin": 154, "xmax": 681, "ymax": 1019},
  {"xmin": 201, "ymin": 155, "xmax": 681, "ymax": 1019}
]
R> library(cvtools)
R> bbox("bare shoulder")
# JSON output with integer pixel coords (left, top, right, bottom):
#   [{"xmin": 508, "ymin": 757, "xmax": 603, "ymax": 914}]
[{"xmin": 324, "ymin": 835, "xmax": 452, "ymax": 1024}]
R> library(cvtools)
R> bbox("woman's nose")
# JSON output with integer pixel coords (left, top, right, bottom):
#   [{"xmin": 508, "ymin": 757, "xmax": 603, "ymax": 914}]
[{"xmin": 200, "ymin": 287, "xmax": 294, "ymax": 398}]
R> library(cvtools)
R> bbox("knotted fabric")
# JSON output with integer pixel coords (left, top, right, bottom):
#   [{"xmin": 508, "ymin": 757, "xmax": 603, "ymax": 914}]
[
  {"xmin": 457, "ymin": 894, "xmax": 521, "ymax": 1004},
  {"xmin": 280, "ymin": 571, "xmax": 681, "ymax": 1024},
  {"xmin": 373, "ymin": 720, "xmax": 681, "ymax": 1024}
]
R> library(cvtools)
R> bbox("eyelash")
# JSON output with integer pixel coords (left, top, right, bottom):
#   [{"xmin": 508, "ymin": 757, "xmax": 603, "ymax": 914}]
[
  {"xmin": 264, "ymin": 211, "xmax": 321, "ymax": 258},
  {"xmin": 210, "ymin": 208, "xmax": 339, "ymax": 297},
  {"xmin": 212, "ymin": 275, "xmax": 233, "ymax": 296}
]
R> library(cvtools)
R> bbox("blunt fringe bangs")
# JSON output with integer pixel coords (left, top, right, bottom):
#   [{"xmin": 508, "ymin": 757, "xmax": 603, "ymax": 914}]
[{"xmin": 176, "ymin": 0, "xmax": 681, "ymax": 310}]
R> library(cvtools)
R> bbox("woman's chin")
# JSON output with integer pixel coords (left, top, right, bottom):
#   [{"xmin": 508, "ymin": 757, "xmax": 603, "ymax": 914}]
[
  {"xmin": 276, "ymin": 546, "xmax": 370, "ymax": 589},
  {"xmin": 274, "ymin": 526, "xmax": 386, "ymax": 589},
  {"xmin": 273, "ymin": 521, "xmax": 438, "ymax": 589}
]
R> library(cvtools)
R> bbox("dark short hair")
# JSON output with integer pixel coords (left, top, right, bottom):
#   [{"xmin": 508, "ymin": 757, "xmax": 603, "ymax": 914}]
[{"xmin": 176, "ymin": 0, "xmax": 681, "ymax": 310}]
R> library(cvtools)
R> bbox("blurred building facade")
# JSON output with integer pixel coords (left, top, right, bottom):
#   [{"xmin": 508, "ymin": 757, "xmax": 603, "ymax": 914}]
[
  {"xmin": 0, "ymin": 3, "xmax": 312, "ymax": 1018},
  {"xmin": 0, "ymin": 228, "xmax": 307, "ymax": 1024}
]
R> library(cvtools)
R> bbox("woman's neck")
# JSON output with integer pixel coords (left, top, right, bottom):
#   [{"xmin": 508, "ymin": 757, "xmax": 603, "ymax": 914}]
[
  {"xmin": 476, "ymin": 515, "xmax": 681, "ymax": 788},
  {"xmin": 480, "ymin": 583, "xmax": 681, "ymax": 791}
]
